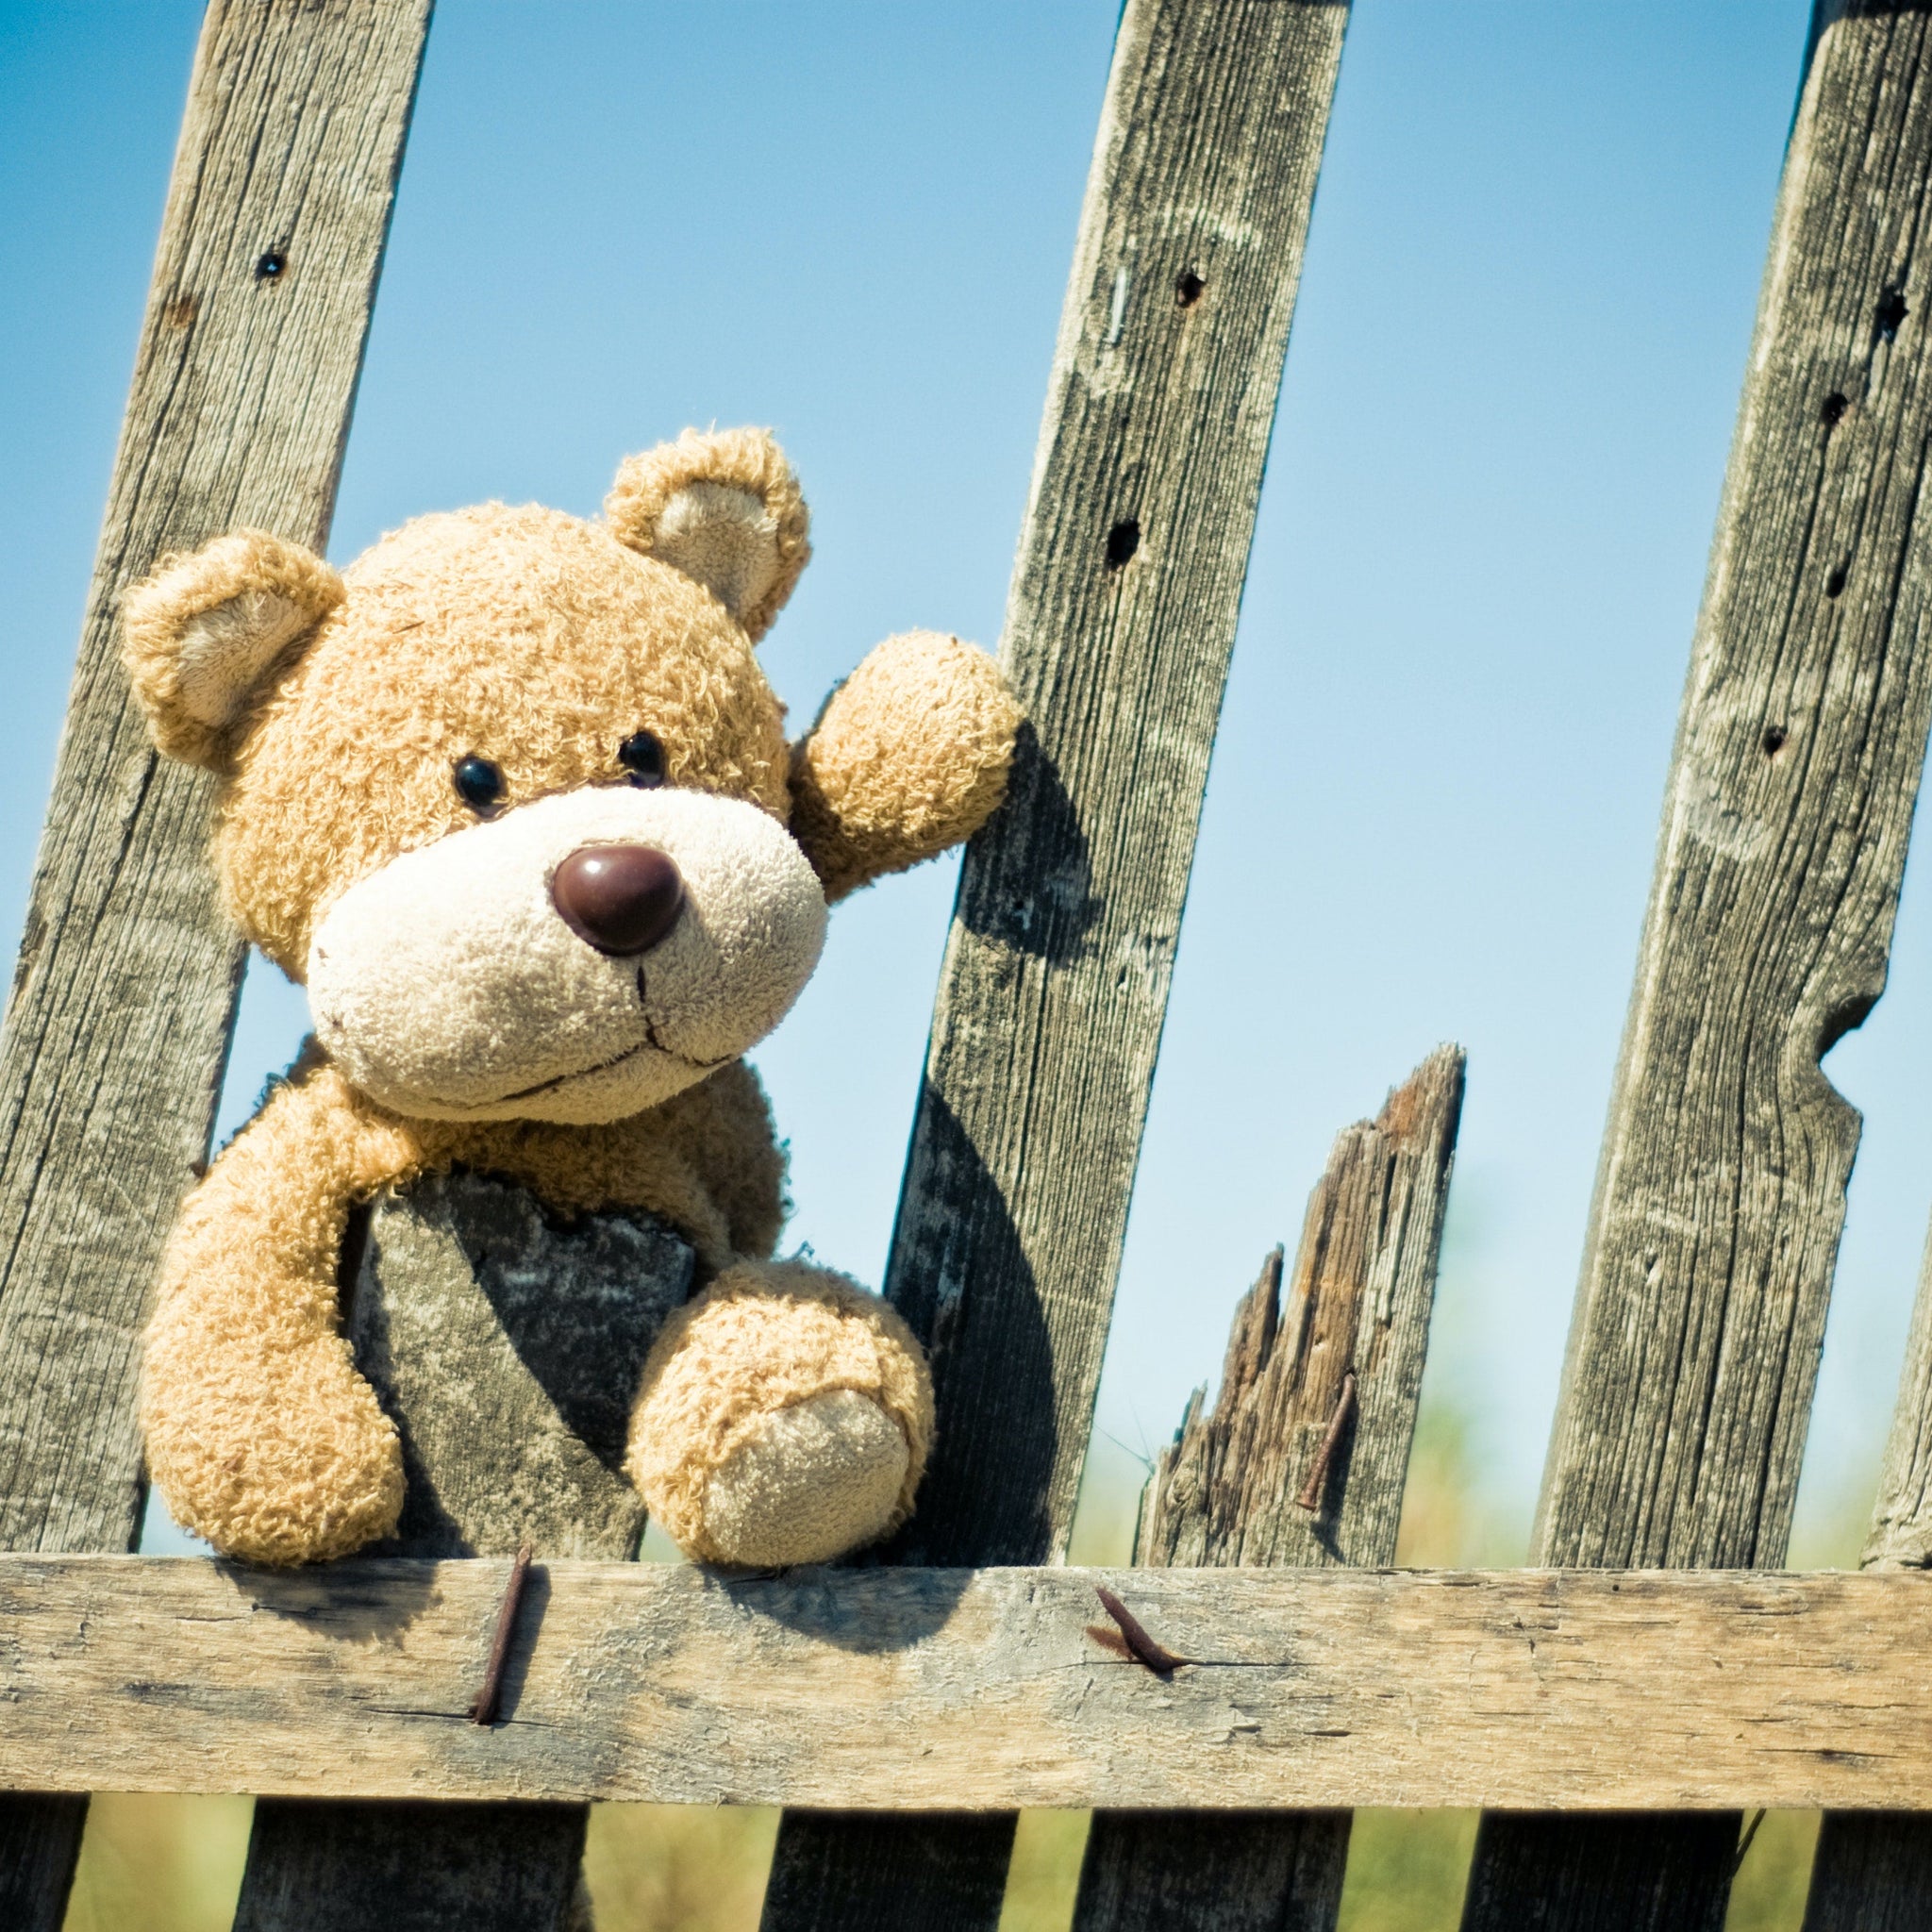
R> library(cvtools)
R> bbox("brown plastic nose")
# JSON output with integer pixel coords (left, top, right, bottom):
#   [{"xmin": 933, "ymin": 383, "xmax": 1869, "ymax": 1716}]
[{"xmin": 550, "ymin": 843, "xmax": 685, "ymax": 955}]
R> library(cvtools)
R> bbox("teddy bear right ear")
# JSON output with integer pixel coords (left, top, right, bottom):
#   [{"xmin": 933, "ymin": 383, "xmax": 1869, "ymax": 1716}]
[
  {"xmin": 604, "ymin": 426, "xmax": 810, "ymax": 643},
  {"xmin": 122, "ymin": 530, "xmax": 344, "ymax": 770}
]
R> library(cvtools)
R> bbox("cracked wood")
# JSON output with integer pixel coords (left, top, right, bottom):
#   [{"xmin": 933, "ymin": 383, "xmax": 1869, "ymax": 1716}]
[
  {"xmin": 1074, "ymin": 1049, "xmax": 1463, "ymax": 1932},
  {"xmin": 1, "ymin": 1558, "xmax": 1930, "ymax": 1811}
]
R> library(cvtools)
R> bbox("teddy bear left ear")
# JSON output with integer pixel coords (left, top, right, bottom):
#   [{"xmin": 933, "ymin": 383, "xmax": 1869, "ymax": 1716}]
[
  {"xmin": 604, "ymin": 426, "xmax": 810, "ymax": 643},
  {"xmin": 122, "ymin": 529, "xmax": 344, "ymax": 771}
]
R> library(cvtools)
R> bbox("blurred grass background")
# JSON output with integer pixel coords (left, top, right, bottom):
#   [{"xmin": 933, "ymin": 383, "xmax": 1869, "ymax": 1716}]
[{"xmin": 60, "ymin": 1401, "xmax": 1865, "ymax": 1932}]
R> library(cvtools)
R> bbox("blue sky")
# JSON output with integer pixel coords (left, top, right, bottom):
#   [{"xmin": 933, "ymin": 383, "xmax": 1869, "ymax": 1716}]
[{"xmin": 7, "ymin": 0, "xmax": 1915, "ymax": 1560}]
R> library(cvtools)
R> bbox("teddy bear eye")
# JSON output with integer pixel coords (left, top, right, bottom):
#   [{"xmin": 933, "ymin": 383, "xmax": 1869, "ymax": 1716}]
[
  {"xmin": 453, "ymin": 756, "xmax": 506, "ymax": 814},
  {"xmin": 618, "ymin": 730, "xmax": 665, "ymax": 788}
]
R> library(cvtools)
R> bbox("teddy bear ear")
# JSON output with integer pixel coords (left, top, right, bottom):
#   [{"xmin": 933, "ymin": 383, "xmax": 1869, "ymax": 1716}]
[
  {"xmin": 604, "ymin": 426, "xmax": 810, "ymax": 643},
  {"xmin": 121, "ymin": 530, "xmax": 344, "ymax": 771}
]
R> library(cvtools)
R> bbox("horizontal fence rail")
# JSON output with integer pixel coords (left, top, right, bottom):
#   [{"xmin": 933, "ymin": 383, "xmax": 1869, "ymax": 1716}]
[{"xmin": 4, "ymin": 1557, "xmax": 1931, "ymax": 1812}]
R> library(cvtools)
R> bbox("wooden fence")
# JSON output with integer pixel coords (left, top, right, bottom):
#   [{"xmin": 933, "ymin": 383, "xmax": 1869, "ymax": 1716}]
[{"xmin": 4, "ymin": 2, "xmax": 1932, "ymax": 1929}]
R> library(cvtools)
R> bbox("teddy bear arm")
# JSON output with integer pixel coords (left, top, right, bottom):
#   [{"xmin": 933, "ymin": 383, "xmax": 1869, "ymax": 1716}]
[
  {"xmin": 789, "ymin": 631, "xmax": 1020, "ymax": 903},
  {"xmin": 142, "ymin": 1066, "xmax": 423, "ymax": 1565}
]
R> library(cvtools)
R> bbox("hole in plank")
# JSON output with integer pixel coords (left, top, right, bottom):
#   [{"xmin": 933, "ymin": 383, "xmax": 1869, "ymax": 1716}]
[
  {"xmin": 1762, "ymin": 724, "xmax": 1789, "ymax": 757},
  {"xmin": 1105, "ymin": 519, "xmax": 1141, "ymax": 568},
  {"xmin": 1821, "ymin": 391, "xmax": 1849, "ymax": 427},
  {"xmin": 255, "ymin": 249, "xmax": 287, "ymax": 281},
  {"xmin": 1827, "ymin": 564, "xmax": 1849, "ymax": 599},
  {"xmin": 1174, "ymin": 270, "xmax": 1205, "ymax": 308},
  {"xmin": 1875, "ymin": 287, "xmax": 1908, "ymax": 343}
]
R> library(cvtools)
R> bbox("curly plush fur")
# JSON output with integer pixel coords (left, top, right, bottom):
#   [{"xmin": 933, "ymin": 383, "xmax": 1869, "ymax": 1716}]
[{"xmin": 125, "ymin": 427, "xmax": 1019, "ymax": 1568}]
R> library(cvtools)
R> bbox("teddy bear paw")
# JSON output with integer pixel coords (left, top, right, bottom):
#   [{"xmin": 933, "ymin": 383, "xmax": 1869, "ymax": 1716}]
[
  {"xmin": 700, "ymin": 1388, "xmax": 909, "ymax": 1568},
  {"xmin": 626, "ymin": 1258, "xmax": 933, "ymax": 1567}
]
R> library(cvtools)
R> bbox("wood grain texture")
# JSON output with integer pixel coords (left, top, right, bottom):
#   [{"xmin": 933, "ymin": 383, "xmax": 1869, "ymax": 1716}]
[
  {"xmin": 1075, "ymin": 1050, "xmax": 1463, "ymax": 1932},
  {"xmin": 0, "ymin": 4, "xmax": 428, "ymax": 1921},
  {"xmin": 237, "ymin": 1177, "xmax": 694, "ymax": 1932},
  {"xmin": 1468, "ymin": 4, "xmax": 1932, "ymax": 1923},
  {"xmin": 0, "ymin": 0, "xmax": 430, "ymax": 1562},
  {"xmin": 761, "ymin": 3, "xmax": 1348, "ymax": 1922},
  {"xmin": 3, "ymin": 1559, "xmax": 1932, "ymax": 1809}
]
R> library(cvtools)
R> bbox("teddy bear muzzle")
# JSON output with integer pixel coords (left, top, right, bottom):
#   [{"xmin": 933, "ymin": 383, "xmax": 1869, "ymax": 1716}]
[{"xmin": 306, "ymin": 784, "xmax": 826, "ymax": 1125}]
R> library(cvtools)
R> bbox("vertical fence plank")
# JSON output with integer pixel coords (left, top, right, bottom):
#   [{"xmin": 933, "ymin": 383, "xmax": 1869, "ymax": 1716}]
[
  {"xmin": 1800, "ymin": 1194, "xmax": 1932, "ymax": 1926},
  {"xmin": 0, "ymin": 2, "xmax": 430, "ymax": 1923},
  {"xmin": 758, "ymin": 4, "xmax": 1350, "ymax": 1929},
  {"xmin": 1462, "ymin": 4, "xmax": 1932, "ymax": 1925},
  {"xmin": 1074, "ymin": 1049, "xmax": 1463, "ymax": 1932}
]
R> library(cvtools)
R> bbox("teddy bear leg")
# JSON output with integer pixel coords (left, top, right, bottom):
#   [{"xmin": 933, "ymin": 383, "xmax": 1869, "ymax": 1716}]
[{"xmin": 626, "ymin": 1259, "xmax": 933, "ymax": 1567}]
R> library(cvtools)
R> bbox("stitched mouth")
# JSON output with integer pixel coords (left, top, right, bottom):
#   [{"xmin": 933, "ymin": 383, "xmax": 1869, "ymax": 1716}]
[{"xmin": 492, "ymin": 1026, "xmax": 725, "ymax": 1107}]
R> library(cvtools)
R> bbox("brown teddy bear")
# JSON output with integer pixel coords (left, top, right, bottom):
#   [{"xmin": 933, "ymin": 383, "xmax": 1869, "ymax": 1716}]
[{"xmin": 122, "ymin": 426, "xmax": 1018, "ymax": 1570}]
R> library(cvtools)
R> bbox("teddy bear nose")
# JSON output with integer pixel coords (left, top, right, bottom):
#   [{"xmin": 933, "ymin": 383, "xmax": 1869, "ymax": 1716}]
[{"xmin": 550, "ymin": 843, "xmax": 685, "ymax": 955}]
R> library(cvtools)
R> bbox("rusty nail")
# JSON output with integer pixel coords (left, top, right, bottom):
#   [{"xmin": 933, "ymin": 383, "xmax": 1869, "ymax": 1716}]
[
  {"xmin": 1094, "ymin": 1585, "xmax": 1190, "ymax": 1674},
  {"xmin": 1295, "ymin": 1370, "xmax": 1358, "ymax": 1513},
  {"xmin": 468, "ymin": 1541, "xmax": 534, "ymax": 1725}
]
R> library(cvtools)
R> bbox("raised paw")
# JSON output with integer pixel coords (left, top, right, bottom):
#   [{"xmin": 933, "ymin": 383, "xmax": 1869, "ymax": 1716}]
[{"xmin": 626, "ymin": 1259, "xmax": 933, "ymax": 1566}]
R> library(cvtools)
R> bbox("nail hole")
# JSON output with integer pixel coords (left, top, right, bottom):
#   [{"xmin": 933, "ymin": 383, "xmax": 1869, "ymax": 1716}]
[
  {"xmin": 1822, "ymin": 391, "xmax": 1849, "ymax": 426},
  {"xmin": 1876, "ymin": 287, "xmax": 1908, "ymax": 343},
  {"xmin": 1105, "ymin": 518, "xmax": 1141, "ymax": 568},
  {"xmin": 255, "ymin": 249, "xmax": 287, "ymax": 281},
  {"xmin": 1826, "ymin": 564, "xmax": 1848, "ymax": 598},
  {"xmin": 1762, "ymin": 724, "xmax": 1789, "ymax": 756},
  {"xmin": 1174, "ymin": 270, "xmax": 1205, "ymax": 308}
]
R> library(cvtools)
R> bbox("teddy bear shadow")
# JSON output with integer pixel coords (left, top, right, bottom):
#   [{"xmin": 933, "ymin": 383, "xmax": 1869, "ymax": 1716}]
[
  {"xmin": 956, "ymin": 724, "xmax": 1102, "ymax": 965},
  {"xmin": 722, "ymin": 1080, "xmax": 1058, "ymax": 1653}
]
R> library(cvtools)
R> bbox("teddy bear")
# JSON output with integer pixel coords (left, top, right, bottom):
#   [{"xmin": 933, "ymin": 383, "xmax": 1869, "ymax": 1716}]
[{"xmin": 122, "ymin": 425, "xmax": 1018, "ymax": 1571}]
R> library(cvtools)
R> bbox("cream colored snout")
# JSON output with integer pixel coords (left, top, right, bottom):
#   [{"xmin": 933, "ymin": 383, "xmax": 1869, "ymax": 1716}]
[{"xmin": 307, "ymin": 786, "xmax": 826, "ymax": 1124}]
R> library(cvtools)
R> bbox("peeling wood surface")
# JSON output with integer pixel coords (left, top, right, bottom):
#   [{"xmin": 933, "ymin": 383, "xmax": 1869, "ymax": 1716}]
[
  {"xmin": 1469, "ymin": 5, "xmax": 1932, "ymax": 1923},
  {"xmin": 761, "ymin": 2, "xmax": 1349, "ymax": 1922},
  {"xmin": 6, "ymin": 1559, "xmax": 1932, "ymax": 1811},
  {"xmin": 1075, "ymin": 1050, "xmax": 1462, "ymax": 1932},
  {"xmin": 0, "ymin": 5, "xmax": 429, "ymax": 1922},
  {"xmin": 1137, "ymin": 1050, "xmax": 1462, "ymax": 1574}
]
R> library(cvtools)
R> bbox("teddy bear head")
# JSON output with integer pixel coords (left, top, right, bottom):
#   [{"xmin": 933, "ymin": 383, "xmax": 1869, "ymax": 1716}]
[{"xmin": 121, "ymin": 427, "xmax": 993, "ymax": 1128}]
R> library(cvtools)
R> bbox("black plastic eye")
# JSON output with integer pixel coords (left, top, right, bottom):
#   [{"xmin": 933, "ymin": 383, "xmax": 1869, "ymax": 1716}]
[
  {"xmin": 453, "ymin": 756, "xmax": 506, "ymax": 813},
  {"xmin": 618, "ymin": 730, "xmax": 666, "ymax": 787}
]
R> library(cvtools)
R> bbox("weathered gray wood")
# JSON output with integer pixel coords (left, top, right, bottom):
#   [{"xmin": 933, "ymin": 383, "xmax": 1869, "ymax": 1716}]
[
  {"xmin": 238, "ymin": 1174, "xmax": 694, "ymax": 1932},
  {"xmin": 4, "ymin": 1558, "xmax": 1932, "ymax": 1808},
  {"xmin": 0, "ymin": 3, "xmax": 429, "ymax": 1920},
  {"xmin": 1857, "ymin": 1209, "xmax": 1932, "ymax": 1574},
  {"xmin": 352, "ymin": 1170, "xmax": 693, "ymax": 1560},
  {"xmin": 761, "ymin": 3, "xmax": 1349, "ymax": 1924},
  {"xmin": 1466, "ymin": 4, "xmax": 1932, "ymax": 1922},
  {"xmin": 1800, "ymin": 1190, "xmax": 1932, "ymax": 1922},
  {"xmin": 1074, "ymin": 1049, "xmax": 1463, "ymax": 1932}
]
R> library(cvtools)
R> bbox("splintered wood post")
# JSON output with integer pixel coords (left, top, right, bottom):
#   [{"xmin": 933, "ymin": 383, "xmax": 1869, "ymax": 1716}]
[
  {"xmin": 1463, "ymin": 5, "xmax": 1932, "ymax": 1925},
  {"xmin": 0, "ymin": 4, "xmax": 430, "ymax": 1924},
  {"xmin": 1801, "ymin": 1196, "xmax": 1932, "ymax": 1927},
  {"xmin": 234, "ymin": 1173, "xmax": 697, "ymax": 1932},
  {"xmin": 1074, "ymin": 1048, "xmax": 1463, "ymax": 1932},
  {"xmin": 758, "ymin": 5, "xmax": 1350, "ymax": 1928}
]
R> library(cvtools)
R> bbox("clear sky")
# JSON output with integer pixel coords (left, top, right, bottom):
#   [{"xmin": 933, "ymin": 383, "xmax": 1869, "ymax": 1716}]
[{"xmin": 7, "ymin": 0, "xmax": 1918, "ymax": 1562}]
